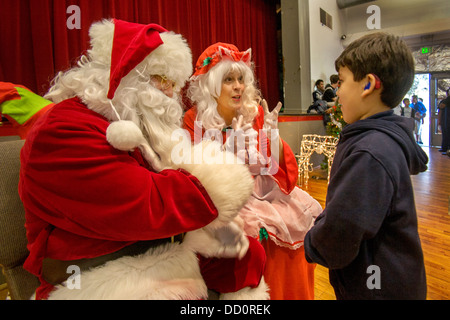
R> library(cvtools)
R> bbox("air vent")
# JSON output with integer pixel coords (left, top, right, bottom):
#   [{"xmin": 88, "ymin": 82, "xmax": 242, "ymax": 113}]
[{"xmin": 320, "ymin": 8, "xmax": 333, "ymax": 30}]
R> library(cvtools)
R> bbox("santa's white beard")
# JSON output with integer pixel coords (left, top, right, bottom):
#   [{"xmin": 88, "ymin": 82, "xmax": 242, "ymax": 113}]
[
  {"xmin": 110, "ymin": 81, "xmax": 184, "ymax": 162},
  {"xmin": 45, "ymin": 62, "xmax": 184, "ymax": 164}
]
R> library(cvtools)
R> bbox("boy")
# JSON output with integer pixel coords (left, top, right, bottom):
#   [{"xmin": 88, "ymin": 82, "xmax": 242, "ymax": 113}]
[
  {"xmin": 322, "ymin": 74, "xmax": 339, "ymax": 106},
  {"xmin": 304, "ymin": 32, "xmax": 428, "ymax": 300},
  {"xmin": 402, "ymin": 97, "xmax": 414, "ymax": 118}
]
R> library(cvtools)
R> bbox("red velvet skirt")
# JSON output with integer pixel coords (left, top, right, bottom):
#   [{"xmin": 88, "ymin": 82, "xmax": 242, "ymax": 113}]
[{"xmin": 262, "ymin": 239, "xmax": 315, "ymax": 300}]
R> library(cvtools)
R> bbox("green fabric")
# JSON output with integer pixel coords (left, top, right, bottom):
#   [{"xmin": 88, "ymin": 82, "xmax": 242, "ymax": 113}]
[{"xmin": 1, "ymin": 87, "xmax": 52, "ymax": 125}]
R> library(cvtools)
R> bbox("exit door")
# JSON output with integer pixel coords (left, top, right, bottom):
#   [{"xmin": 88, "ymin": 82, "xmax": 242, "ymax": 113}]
[{"xmin": 430, "ymin": 73, "xmax": 450, "ymax": 147}]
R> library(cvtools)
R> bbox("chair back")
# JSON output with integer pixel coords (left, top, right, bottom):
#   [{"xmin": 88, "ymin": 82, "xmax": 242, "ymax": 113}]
[{"xmin": 0, "ymin": 140, "xmax": 40, "ymax": 299}]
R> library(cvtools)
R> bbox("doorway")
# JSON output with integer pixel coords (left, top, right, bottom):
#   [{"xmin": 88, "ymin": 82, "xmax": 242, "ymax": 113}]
[
  {"xmin": 430, "ymin": 73, "xmax": 450, "ymax": 147},
  {"xmin": 409, "ymin": 74, "xmax": 430, "ymax": 146},
  {"xmin": 408, "ymin": 73, "xmax": 450, "ymax": 147}
]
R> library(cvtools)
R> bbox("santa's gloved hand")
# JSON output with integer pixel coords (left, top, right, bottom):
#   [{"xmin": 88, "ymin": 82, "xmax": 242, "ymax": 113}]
[{"xmin": 183, "ymin": 219, "xmax": 249, "ymax": 260}]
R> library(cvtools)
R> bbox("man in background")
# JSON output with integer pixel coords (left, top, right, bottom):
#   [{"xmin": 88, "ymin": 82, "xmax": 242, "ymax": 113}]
[
  {"xmin": 411, "ymin": 95, "xmax": 427, "ymax": 144},
  {"xmin": 438, "ymin": 88, "xmax": 450, "ymax": 155},
  {"xmin": 322, "ymin": 74, "xmax": 339, "ymax": 106}
]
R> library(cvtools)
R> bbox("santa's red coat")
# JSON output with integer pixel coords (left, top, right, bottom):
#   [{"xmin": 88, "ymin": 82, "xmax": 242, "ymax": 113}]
[{"xmin": 19, "ymin": 97, "xmax": 264, "ymax": 299}]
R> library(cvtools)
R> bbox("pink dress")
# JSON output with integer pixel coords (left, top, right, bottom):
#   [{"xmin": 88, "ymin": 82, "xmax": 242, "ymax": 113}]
[{"xmin": 183, "ymin": 105, "xmax": 323, "ymax": 299}]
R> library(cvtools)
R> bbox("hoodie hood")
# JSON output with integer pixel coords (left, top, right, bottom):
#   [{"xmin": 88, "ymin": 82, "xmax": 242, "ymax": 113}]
[{"xmin": 340, "ymin": 110, "xmax": 428, "ymax": 175}]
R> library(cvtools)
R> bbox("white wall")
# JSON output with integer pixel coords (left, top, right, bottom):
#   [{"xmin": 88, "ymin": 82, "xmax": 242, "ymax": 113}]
[
  {"xmin": 308, "ymin": 0, "xmax": 345, "ymax": 92},
  {"xmin": 279, "ymin": 120, "xmax": 327, "ymax": 166},
  {"xmin": 341, "ymin": 0, "xmax": 450, "ymax": 49},
  {"xmin": 284, "ymin": 0, "xmax": 449, "ymax": 110}
]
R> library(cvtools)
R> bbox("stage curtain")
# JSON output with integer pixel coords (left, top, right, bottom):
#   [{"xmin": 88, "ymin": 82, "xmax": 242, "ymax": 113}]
[{"xmin": 0, "ymin": 0, "xmax": 279, "ymax": 108}]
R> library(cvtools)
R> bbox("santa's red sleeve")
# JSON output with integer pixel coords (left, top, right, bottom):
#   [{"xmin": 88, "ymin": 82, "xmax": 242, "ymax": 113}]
[{"xmin": 20, "ymin": 98, "xmax": 218, "ymax": 273}]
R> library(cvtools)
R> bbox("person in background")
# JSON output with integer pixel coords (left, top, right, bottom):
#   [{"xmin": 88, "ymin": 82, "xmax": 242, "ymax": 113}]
[
  {"xmin": 308, "ymin": 79, "xmax": 329, "ymax": 119},
  {"xmin": 438, "ymin": 88, "xmax": 450, "ymax": 155},
  {"xmin": 402, "ymin": 97, "xmax": 414, "ymax": 118},
  {"xmin": 319, "ymin": 74, "xmax": 340, "ymax": 126},
  {"xmin": 411, "ymin": 94, "xmax": 427, "ymax": 144},
  {"xmin": 304, "ymin": 32, "xmax": 428, "ymax": 300},
  {"xmin": 322, "ymin": 74, "xmax": 339, "ymax": 106},
  {"xmin": 312, "ymin": 79, "xmax": 325, "ymax": 102},
  {"xmin": 393, "ymin": 103, "xmax": 404, "ymax": 116},
  {"xmin": 184, "ymin": 42, "xmax": 322, "ymax": 300}
]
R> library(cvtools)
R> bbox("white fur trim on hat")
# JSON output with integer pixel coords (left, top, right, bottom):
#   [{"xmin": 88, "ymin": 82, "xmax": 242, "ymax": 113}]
[
  {"xmin": 87, "ymin": 19, "xmax": 192, "ymax": 95},
  {"xmin": 87, "ymin": 19, "xmax": 115, "ymax": 67},
  {"xmin": 142, "ymin": 31, "xmax": 193, "ymax": 89}
]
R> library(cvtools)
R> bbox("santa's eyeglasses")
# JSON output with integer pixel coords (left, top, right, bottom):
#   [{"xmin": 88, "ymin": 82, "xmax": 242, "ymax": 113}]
[{"xmin": 150, "ymin": 75, "xmax": 176, "ymax": 90}]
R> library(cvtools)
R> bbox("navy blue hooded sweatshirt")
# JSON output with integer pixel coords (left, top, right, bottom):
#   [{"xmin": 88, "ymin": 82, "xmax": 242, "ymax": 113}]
[{"xmin": 304, "ymin": 110, "xmax": 428, "ymax": 300}]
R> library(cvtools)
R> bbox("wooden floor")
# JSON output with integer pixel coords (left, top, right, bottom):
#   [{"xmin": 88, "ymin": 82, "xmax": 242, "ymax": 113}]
[{"xmin": 303, "ymin": 146, "xmax": 450, "ymax": 300}]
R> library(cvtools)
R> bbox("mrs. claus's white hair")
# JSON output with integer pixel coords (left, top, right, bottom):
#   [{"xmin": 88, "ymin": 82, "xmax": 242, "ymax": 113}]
[{"xmin": 188, "ymin": 60, "xmax": 260, "ymax": 130}]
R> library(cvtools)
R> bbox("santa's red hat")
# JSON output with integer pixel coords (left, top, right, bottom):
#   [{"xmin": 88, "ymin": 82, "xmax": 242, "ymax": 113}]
[
  {"xmin": 86, "ymin": 19, "xmax": 193, "ymax": 151},
  {"xmin": 92, "ymin": 19, "xmax": 192, "ymax": 100},
  {"xmin": 107, "ymin": 19, "xmax": 167, "ymax": 99}
]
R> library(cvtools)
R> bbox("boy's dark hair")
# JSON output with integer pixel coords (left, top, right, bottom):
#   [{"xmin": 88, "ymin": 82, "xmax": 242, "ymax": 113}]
[
  {"xmin": 335, "ymin": 32, "xmax": 415, "ymax": 108},
  {"xmin": 330, "ymin": 74, "xmax": 339, "ymax": 84},
  {"xmin": 315, "ymin": 79, "xmax": 323, "ymax": 87}
]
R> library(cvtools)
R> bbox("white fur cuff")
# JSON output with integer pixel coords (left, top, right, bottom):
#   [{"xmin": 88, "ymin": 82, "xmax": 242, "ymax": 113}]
[{"xmin": 176, "ymin": 141, "xmax": 254, "ymax": 228}]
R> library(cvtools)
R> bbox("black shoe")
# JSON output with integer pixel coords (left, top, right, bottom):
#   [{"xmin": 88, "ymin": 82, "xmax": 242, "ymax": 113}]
[{"xmin": 438, "ymin": 149, "xmax": 445, "ymax": 152}]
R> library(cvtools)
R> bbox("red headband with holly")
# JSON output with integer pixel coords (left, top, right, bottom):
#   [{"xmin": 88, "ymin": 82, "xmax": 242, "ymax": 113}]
[{"xmin": 191, "ymin": 42, "xmax": 252, "ymax": 79}]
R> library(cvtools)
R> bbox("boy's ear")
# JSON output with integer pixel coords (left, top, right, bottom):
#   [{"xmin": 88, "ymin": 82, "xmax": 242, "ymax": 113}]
[{"xmin": 361, "ymin": 74, "xmax": 381, "ymax": 97}]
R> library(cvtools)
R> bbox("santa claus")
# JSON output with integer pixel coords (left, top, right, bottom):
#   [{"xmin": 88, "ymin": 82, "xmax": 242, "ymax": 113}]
[{"xmin": 19, "ymin": 19, "xmax": 268, "ymax": 300}]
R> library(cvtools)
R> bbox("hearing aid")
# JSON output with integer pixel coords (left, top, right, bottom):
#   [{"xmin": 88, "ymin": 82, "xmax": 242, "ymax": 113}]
[{"xmin": 364, "ymin": 74, "xmax": 382, "ymax": 90}]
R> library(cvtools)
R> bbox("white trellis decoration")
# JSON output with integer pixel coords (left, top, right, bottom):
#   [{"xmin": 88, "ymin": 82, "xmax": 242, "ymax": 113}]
[{"xmin": 296, "ymin": 134, "xmax": 339, "ymax": 187}]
